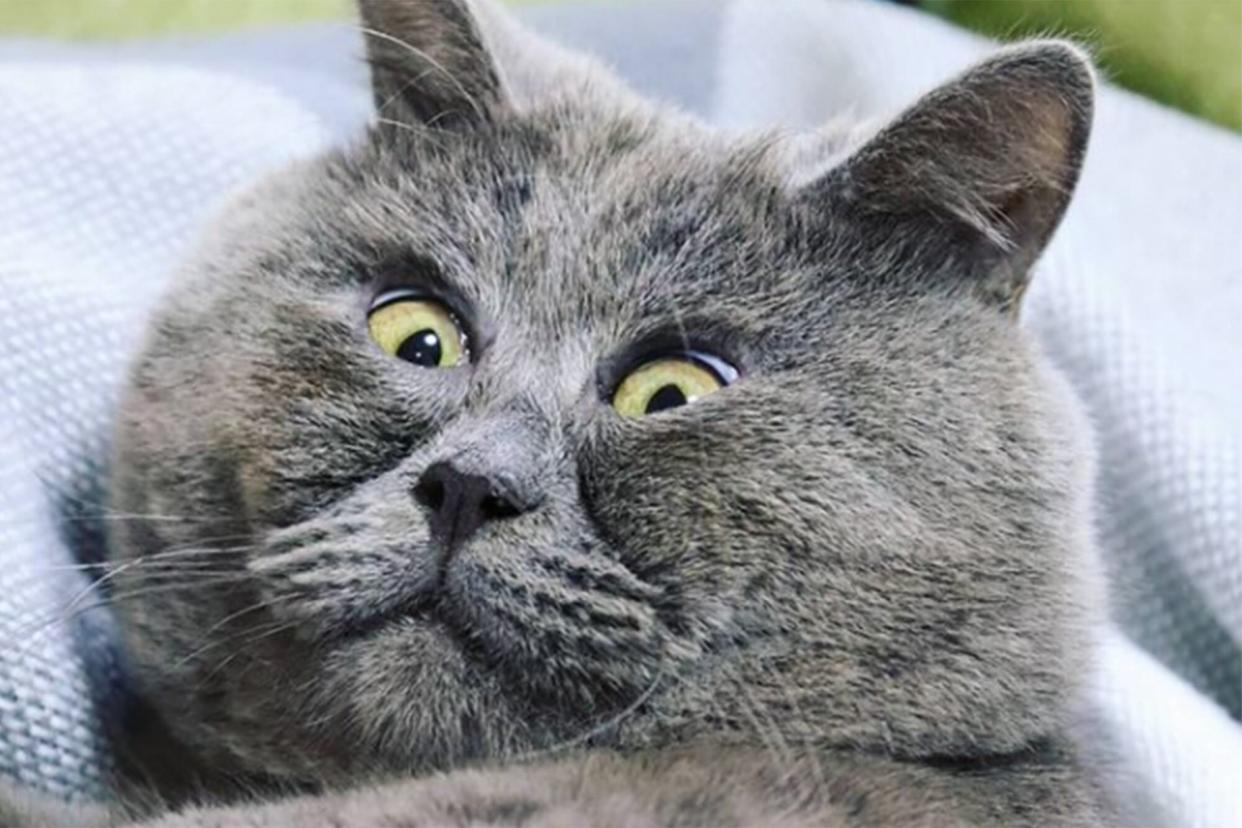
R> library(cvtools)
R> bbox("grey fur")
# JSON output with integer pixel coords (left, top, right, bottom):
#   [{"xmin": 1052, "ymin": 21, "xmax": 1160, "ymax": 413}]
[{"xmin": 6, "ymin": 1, "xmax": 1121, "ymax": 825}]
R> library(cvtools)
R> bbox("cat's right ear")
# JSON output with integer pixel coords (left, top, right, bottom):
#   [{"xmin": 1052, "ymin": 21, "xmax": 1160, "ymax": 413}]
[
  {"xmin": 357, "ymin": 0, "xmax": 508, "ymax": 127},
  {"xmin": 795, "ymin": 41, "xmax": 1094, "ymax": 315}
]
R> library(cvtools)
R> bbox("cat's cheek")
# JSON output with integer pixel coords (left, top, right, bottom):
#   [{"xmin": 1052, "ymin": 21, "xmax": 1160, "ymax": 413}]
[
  {"xmin": 231, "ymin": 451, "xmax": 302, "ymax": 531},
  {"xmin": 572, "ymin": 416, "xmax": 751, "ymax": 631}
]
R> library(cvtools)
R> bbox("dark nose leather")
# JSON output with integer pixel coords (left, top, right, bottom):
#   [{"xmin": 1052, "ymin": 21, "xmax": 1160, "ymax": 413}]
[{"xmin": 414, "ymin": 461, "xmax": 526, "ymax": 550}]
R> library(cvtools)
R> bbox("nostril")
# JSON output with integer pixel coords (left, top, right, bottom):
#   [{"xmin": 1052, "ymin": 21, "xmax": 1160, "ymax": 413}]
[
  {"xmin": 480, "ymin": 494, "xmax": 521, "ymax": 521},
  {"xmin": 414, "ymin": 477, "xmax": 446, "ymax": 513},
  {"xmin": 415, "ymin": 461, "xmax": 533, "ymax": 550}
]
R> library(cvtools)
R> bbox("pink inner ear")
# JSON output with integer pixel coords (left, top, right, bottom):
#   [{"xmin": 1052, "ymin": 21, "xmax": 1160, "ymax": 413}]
[
  {"xmin": 1024, "ymin": 92, "xmax": 1080, "ymax": 182},
  {"xmin": 837, "ymin": 43, "xmax": 1091, "ymax": 215},
  {"xmin": 794, "ymin": 42, "xmax": 1093, "ymax": 313}
]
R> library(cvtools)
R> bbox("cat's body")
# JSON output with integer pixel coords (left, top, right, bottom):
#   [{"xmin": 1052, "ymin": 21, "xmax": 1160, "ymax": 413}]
[
  {"xmin": 4, "ymin": 743, "xmax": 1118, "ymax": 827},
  {"xmin": 2, "ymin": 1, "xmax": 1125, "ymax": 825}
]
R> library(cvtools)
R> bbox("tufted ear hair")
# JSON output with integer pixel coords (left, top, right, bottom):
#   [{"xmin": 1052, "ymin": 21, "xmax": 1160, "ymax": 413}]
[
  {"xmin": 358, "ymin": 0, "xmax": 642, "ymax": 129},
  {"xmin": 358, "ymin": 0, "xmax": 509, "ymax": 128},
  {"xmin": 801, "ymin": 41, "xmax": 1094, "ymax": 314}
]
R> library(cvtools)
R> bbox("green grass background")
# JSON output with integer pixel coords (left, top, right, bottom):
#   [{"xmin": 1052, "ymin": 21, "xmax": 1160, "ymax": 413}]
[
  {"xmin": 1, "ymin": 0, "xmax": 1237, "ymax": 131},
  {"xmin": 927, "ymin": 0, "xmax": 1240, "ymax": 132},
  {"xmin": 0, "ymin": 0, "xmax": 550, "ymax": 38},
  {"xmin": 0, "ymin": 0, "xmax": 354, "ymax": 38}
]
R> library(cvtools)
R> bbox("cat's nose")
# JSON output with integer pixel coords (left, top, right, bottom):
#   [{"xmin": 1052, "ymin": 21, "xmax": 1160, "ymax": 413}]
[{"xmin": 414, "ymin": 462, "xmax": 528, "ymax": 550}]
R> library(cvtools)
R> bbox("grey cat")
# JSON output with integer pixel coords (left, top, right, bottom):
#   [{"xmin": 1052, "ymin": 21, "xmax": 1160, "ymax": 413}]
[{"xmin": 1, "ymin": 0, "xmax": 1128, "ymax": 825}]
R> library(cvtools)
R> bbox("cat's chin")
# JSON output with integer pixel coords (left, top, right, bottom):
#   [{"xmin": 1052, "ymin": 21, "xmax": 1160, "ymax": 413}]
[
  {"xmin": 325, "ymin": 611, "xmax": 479, "ymax": 687},
  {"xmin": 276, "ymin": 575, "xmax": 673, "ymax": 780},
  {"xmin": 331, "ymin": 595, "xmax": 442, "ymax": 643},
  {"xmin": 329, "ymin": 607, "xmax": 443, "ymax": 655},
  {"xmin": 235, "ymin": 611, "xmax": 534, "ymax": 782}
]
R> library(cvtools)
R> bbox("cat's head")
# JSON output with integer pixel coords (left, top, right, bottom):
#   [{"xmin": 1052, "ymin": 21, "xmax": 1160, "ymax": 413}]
[{"xmin": 108, "ymin": 0, "xmax": 1098, "ymax": 786}]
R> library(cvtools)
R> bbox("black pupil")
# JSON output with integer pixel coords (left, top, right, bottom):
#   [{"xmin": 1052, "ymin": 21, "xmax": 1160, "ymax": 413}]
[
  {"xmin": 396, "ymin": 329, "xmax": 443, "ymax": 367},
  {"xmin": 645, "ymin": 384, "xmax": 688, "ymax": 414}
]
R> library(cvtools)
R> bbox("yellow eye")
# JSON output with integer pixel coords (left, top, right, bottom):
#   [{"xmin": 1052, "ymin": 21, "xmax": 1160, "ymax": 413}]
[
  {"xmin": 612, "ymin": 356, "xmax": 732, "ymax": 418},
  {"xmin": 367, "ymin": 296, "xmax": 467, "ymax": 368}
]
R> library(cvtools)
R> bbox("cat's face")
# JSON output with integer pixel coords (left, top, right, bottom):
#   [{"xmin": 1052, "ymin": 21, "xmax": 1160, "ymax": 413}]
[{"xmin": 107, "ymin": 0, "xmax": 1097, "ymax": 786}]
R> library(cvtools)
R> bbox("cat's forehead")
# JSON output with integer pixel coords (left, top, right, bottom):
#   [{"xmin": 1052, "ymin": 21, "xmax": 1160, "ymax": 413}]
[
  {"xmin": 336, "ymin": 116, "xmax": 796, "ymax": 305},
  {"xmin": 355, "ymin": 117, "xmax": 775, "ymax": 255}
]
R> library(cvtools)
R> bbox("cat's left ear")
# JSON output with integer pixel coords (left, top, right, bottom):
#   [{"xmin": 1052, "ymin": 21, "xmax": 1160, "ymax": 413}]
[
  {"xmin": 358, "ymin": 0, "xmax": 509, "ymax": 127},
  {"xmin": 801, "ymin": 41, "xmax": 1094, "ymax": 313}
]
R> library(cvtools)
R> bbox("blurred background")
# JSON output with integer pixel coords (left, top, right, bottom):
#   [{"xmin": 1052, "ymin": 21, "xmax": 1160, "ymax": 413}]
[{"xmin": 0, "ymin": 0, "xmax": 1237, "ymax": 132}]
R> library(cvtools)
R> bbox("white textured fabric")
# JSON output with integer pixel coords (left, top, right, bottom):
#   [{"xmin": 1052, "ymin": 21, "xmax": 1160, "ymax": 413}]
[{"xmin": 0, "ymin": 2, "xmax": 1238, "ymax": 824}]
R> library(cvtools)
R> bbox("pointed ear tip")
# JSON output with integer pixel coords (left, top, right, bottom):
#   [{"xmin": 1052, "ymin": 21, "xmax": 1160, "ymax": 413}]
[
  {"xmin": 994, "ymin": 39, "xmax": 1097, "ymax": 102},
  {"xmin": 971, "ymin": 40, "xmax": 1096, "ymax": 155}
]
